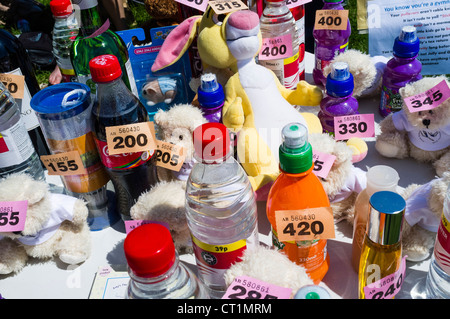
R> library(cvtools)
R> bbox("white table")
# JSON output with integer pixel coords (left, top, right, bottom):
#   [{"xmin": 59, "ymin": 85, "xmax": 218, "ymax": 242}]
[{"xmin": 0, "ymin": 54, "xmax": 438, "ymax": 299}]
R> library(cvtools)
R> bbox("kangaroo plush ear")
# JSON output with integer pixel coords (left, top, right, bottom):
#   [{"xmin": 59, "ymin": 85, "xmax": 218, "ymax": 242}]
[{"xmin": 151, "ymin": 16, "xmax": 202, "ymax": 72}]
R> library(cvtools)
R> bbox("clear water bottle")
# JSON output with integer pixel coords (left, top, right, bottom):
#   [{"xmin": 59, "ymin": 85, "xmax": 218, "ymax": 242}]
[
  {"xmin": 0, "ymin": 83, "xmax": 44, "ymax": 181},
  {"xmin": 186, "ymin": 122, "xmax": 259, "ymax": 299},
  {"xmin": 426, "ymin": 184, "xmax": 450, "ymax": 299},
  {"xmin": 124, "ymin": 223, "xmax": 208, "ymax": 299},
  {"xmin": 258, "ymin": 0, "xmax": 300, "ymax": 89},
  {"xmin": 50, "ymin": 0, "xmax": 79, "ymax": 83}
]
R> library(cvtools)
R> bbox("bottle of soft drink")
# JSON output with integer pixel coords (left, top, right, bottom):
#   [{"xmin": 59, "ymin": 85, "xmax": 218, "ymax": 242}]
[
  {"xmin": 258, "ymin": 0, "xmax": 301, "ymax": 89},
  {"xmin": 290, "ymin": 4, "xmax": 306, "ymax": 81},
  {"xmin": 318, "ymin": 61, "xmax": 358, "ymax": 135},
  {"xmin": 0, "ymin": 29, "xmax": 49, "ymax": 157},
  {"xmin": 197, "ymin": 73, "xmax": 224, "ymax": 123},
  {"xmin": 50, "ymin": 0, "xmax": 79, "ymax": 83},
  {"xmin": 124, "ymin": 223, "xmax": 208, "ymax": 299},
  {"xmin": 89, "ymin": 55, "xmax": 158, "ymax": 221},
  {"xmin": 426, "ymin": 184, "xmax": 450, "ymax": 299},
  {"xmin": 379, "ymin": 26, "xmax": 422, "ymax": 117},
  {"xmin": 266, "ymin": 122, "xmax": 330, "ymax": 284},
  {"xmin": 312, "ymin": 0, "xmax": 351, "ymax": 86},
  {"xmin": 185, "ymin": 122, "xmax": 259, "ymax": 299},
  {"xmin": 0, "ymin": 82, "xmax": 44, "ymax": 181},
  {"xmin": 71, "ymin": 0, "xmax": 138, "ymax": 96}
]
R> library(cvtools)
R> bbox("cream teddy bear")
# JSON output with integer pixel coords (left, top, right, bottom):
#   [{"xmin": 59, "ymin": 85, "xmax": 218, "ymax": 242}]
[
  {"xmin": 308, "ymin": 133, "xmax": 367, "ymax": 224},
  {"xmin": 130, "ymin": 104, "xmax": 207, "ymax": 254},
  {"xmin": 400, "ymin": 173, "xmax": 449, "ymax": 262},
  {"xmin": 0, "ymin": 174, "xmax": 91, "ymax": 274},
  {"xmin": 375, "ymin": 76, "xmax": 450, "ymax": 177}
]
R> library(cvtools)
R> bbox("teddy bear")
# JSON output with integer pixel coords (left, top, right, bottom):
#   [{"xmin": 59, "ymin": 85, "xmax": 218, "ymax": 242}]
[
  {"xmin": 130, "ymin": 104, "xmax": 207, "ymax": 254},
  {"xmin": 375, "ymin": 76, "xmax": 450, "ymax": 177},
  {"xmin": 224, "ymin": 245, "xmax": 317, "ymax": 298},
  {"xmin": 0, "ymin": 174, "xmax": 91, "ymax": 274},
  {"xmin": 308, "ymin": 133, "xmax": 367, "ymax": 224},
  {"xmin": 151, "ymin": 6, "xmax": 325, "ymax": 193},
  {"xmin": 400, "ymin": 172, "xmax": 449, "ymax": 262},
  {"xmin": 144, "ymin": 0, "xmax": 181, "ymax": 29}
]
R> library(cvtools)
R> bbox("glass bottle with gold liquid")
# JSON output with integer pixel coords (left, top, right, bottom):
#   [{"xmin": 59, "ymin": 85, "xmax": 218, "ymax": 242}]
[{"xmin": 358, "ymin": 191, "xmax": 405, "ymax": 299}]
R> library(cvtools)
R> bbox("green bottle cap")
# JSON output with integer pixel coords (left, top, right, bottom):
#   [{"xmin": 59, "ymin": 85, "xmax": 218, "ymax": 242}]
[{"xmin": 279, "ymin": 123, "xmax": 312, "ymax": 174}]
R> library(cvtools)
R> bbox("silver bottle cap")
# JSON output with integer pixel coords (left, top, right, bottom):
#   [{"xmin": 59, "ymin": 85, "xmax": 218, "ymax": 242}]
[{"xmin": 367, "ymin": 191, "xmax": 405, "ymax": 245}]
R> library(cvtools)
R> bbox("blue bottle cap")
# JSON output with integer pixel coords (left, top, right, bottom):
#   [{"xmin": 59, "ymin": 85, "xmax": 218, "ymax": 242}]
[
  {"xmin": 393, "ymin": 26, "xmax": 420, "ymax": 58},
  {"xmin": 197, "ymin": 73, "xmax": 225, "ymax": 109},
  {"xmin": 30, "ymin": 82, "xmax": 91, "ymax": 120},
  {"xmin": 325, "ymin": 62, "xmax": 354, "ymax": 97}
]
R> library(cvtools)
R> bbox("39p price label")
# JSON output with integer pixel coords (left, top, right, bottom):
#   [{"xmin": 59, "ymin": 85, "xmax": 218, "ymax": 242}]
[
  {"xmin": 222, "ymin": 276, "xmax": 292, "ymax": 299},
  {"xmin": 0, "ymin": 200, "xmax": 27, "ymax": 232},
  {"xmin": 314, "ymin": 9, "xmax": 349, "ymax": 30},
  {"xmin": 154, "ymin": 140, "xmax": 186, "ymax": 172},
  {"xmin": 333, "ymin": 114, "xmax": 375, "ymax": 141},
  {"xmin": 40, "ymin": 151, "xmax": 86, "ymax": 176},
  {"xmin": 258, "ymin": 34, "xmax": 293, "ymax": 61},
  {"xmin": 275, "ymin": 207, "xmax": 335, "ymax": 242},
  {"xmin": 106, "ymin": 122, "xmax": 157, "ymax": 155}
]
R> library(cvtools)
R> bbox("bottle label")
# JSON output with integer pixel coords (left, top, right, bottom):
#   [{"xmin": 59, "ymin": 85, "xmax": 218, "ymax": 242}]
[
  {"xmin": 7, "ymin": 68, "xmax": 39, "ymax": 131},
  {"xmin": 259, "ymin": 51, "xmax": 300, "ymax": 90},
  {"xmin": 191, "ymin": 235, "xmax": 248, "ymax": 287},
  {"xmin": 380, "ymin": 85, "xmax": 403, "ymax": 115},
  {"xmin": 46, "ymin": 133, "xmax": 110, "ymax": 193},
  {"xmin": 434, "ymin": 213, "xmax": 450, "ymax": 275},
  {"xmin": 314, "ymin": 41, "xmax": 348, "ymax": 74},
  {"xmin": 59, "ymin": 67, "xmax": 77, "ymax": 83},
  {"xmin": 94, "ymin": 138, "xmax": 151, "ymax": 170},
  {"xmin": 0, "ymin": 119, "xmax": 34, "ymax": 168}
]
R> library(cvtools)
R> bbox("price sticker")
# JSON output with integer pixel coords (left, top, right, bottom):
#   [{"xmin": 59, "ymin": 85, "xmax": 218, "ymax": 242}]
[
  {"xmin": 0, "ymin": 200, "xmax": 27, "ymax": 232},
  {"xmin": 285, "ymin": 0, "xmax": 312, "ymax": 9},
  {"xmin": 223, "ymin": 276, "xmax": 292, "ymax": 299},
  {"xmin": 40, "ymin": 151, "xmax": 86, "ymax": 176},
  {"xmin": 333, "ymin": 114, "xmax": 375, "ymax": 141},
  {"xmin": 106, "ymin": 122, "xmax": 157, "ymax": 156},
  {"xmin": 312, "ymin": 150, "xmax": 336, "ymax": 179},
  {"xmin": 174, "ymin": 0, "xmax": 208, "ymax": 12},
  {"xmin": 404, "ymin": 79, "xmax": 450, "ymax": 113},
  {"xmin": 0, "ymin": 73, "xmax": 25, "ymax": 99},
  {"xmin": 154, "ymin": 140, "xmax": 186, "ymax": 172},
  {"xmin": 124, "ymin": 220, "xmax": 170, "ymax": 234},
  {"xmin": 258, "ymin": 34, "xmax": 293, "ymax": 61},
  {"xmin": 209, "ymin": 0, "xmax": 247, "ymax": 14},
  {"xmin": 363, "ymin": 256, "xmax": 407, "ymax": 299},
  {"xmin": 314, "ymin": 9, "xmax": 349, "ymax": 30},
  {"xmin": 275, "ymin": 207, "xmax": 335, "ymax": 242}
]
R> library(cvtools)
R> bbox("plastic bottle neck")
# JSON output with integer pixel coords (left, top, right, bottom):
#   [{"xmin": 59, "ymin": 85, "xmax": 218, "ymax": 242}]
[{"xmin": 53, "ymin": 11, "xmax": 75, "ymax": 20}]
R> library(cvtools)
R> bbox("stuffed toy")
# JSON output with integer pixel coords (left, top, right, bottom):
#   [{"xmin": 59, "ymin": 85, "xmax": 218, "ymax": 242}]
[
  {"xmin": 322, "ymin": 49, "xmax": 389, "ymax": 99},
  {"xmin": 308, "ymin": 133, "xmax": 367, "ymax": 224},
  {"xmin": 375, "ymin": 76, "xmax": 450, "ymax": 177},
  {"xmin": 141, "ymin": 76, "xmax": 178, "ymax": 107},
  {"xmin": 400, "ymin": 172, "xmax": 450, "ymax": 262},
  {"xmin": 0, "ymin": 174, "xmax": 91, "ymax": 274},
  {"xmin": 150, "ymin": 6, "xmax": 324, "ymax": 191},
  {"xmin": 224, "ymin": 245, "xmax": 315, "ymax": 298},
  {"xmin": 144, "ymin": 0, "xmax": 181, "ymax": 28},
  {"xmin": 130, "ymin": 104, "xmax": 207, "ymax": 254}
]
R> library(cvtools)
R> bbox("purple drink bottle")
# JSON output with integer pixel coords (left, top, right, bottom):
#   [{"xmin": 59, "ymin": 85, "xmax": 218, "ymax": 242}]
[
  {"xmin": 318, "ymin": 62, "xmax": 358, "ymax": 135},
  {"xmin": 379, "ymin": 26, "xmax": 422, "ymax": 117},
  {"xmin": 197, "ymin": 73, "xmax": 224, "ymax": 123},
  {"xmin": 313, "ymin": 0, "xmax": 351, "ymax": 86}
]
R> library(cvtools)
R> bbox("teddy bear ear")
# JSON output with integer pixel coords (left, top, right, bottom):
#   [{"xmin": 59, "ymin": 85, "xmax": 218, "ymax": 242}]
[
  {"xmin": 154, "ymin": 108, "xmax": 168, "ymax": 127},
  {"xmin": 332, "ymin": 140, "xmax": 353, "ymax": 166}
]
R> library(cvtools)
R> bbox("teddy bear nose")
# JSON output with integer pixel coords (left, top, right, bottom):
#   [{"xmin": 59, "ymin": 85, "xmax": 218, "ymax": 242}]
[{"xmin": 422, "ymin": 119, "xmax": 431, "ymax": 127}]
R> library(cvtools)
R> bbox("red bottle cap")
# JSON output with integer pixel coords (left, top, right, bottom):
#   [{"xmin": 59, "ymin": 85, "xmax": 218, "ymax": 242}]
[
  {"xmin": 193, "ymin": 122, "xmax": 231, "ymax": 162},
  {"xmin": 124, "ymin": 223, "xmax": 176, "ymax": 278},
  {"xmin": 50, "ymin": 0, "xmax": 73, "ymax": 17},
  {"xmin": 89, "ymin": 55, "xmax": 122, "ymax": 83}
]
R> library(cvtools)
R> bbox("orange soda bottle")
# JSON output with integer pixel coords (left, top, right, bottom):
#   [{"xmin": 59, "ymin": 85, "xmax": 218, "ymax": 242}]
[{"xmin": 266, "ymin": 123, "xmax": 331, "ymax": 283}]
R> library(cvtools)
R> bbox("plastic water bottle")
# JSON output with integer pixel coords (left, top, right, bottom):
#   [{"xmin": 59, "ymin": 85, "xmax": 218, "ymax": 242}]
[
  {"xmin": 50, "ymin": 0, "xmax": 79, "ymax": 83},
  {"xmin": 312, "ymin": 0, "xmax": 351, "ymax": 86},
  {"xmin": 318, "ymin": 61, "xmax": 358, "ymax": 135},
  {"xmin": 258, "ymin": 0, "xmax": 301, "ymax": 89},
  {"xmin": 185, "ymin": 122, "xmax": 259, "ymax": 299},
  {"xmin": 290, "ymin": 4, "xmax": 306, "ymax": 81},
  {"xmin": 379, "ymin": 26, "xmax": 422, "ymax": 117},
  {"xmin": 124, "ymin": 223, "xmax": 208, "ymax": 299},
  {"xmin": 0, "ymin": 83, "xmax": 44, "ymax": 181},
  {"xmin": 426, "ymin": 185, "xmax": 450, "ymax": 299},
  {"xmin": 197, "ymin": 73, "xmax": 224, "ymax": 123}
]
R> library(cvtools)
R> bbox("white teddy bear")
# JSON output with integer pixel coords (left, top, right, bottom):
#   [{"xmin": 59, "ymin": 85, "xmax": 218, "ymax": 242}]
[{"xmin": 0, "ymin": 174, "xmax": 91, "ymax": 274}]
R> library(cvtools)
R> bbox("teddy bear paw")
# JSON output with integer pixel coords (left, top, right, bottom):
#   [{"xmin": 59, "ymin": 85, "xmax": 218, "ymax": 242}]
[
  {"xmin": 59, "ymin": 252, "xmax": 89, "ymax": 265},
  {"xmin": 404, "ymin": 247, "xmax": 431, "ymax": 262},
  {"xmin": 375, "ymin": 140, "xmax": 403, "ymax": 158}
]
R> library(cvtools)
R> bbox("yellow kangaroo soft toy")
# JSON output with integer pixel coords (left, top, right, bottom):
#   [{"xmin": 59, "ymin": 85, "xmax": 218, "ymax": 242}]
[{"xmin": 151, "ymin": 7, "xmax": 323, "ymax": 191}]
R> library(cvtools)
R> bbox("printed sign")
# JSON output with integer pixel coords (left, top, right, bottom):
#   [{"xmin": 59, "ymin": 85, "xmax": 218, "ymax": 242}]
[
  {"xmin": 154, "ymin": 140, "xmax": 186, "ymax": 172},
  {"xmin": 209, "ymin": 0, "xmax": 247, "ymax": 14},
  {"xmin": 285, "ymin": 0, "xmax": 312, "ymax": 10},
  {"xmin": 174, "ymin": 0, "xmax": 209, "ymax": 12},
  {"xmin": 404, "ymin": 79, "xmax": 450, "ymax": 113},
  {"xmin": 223, "ymin": 276, "xmax": 292, "ymax": 299},
  {"xmin": 312, "ymin": 150, "xmax": 336, "ymax": 179},
  {"xmin": 40, "ymin": 151, "xmax": 87, "ymax": 176},
  {"xmin": 124, "ymin": 220, "xmax": 170, "ymax": 234},
  {"xmin": 314, "ymin": 9, "xmax": 349, "ymax": 30},
  {"xmin": 106, "ymin": 122, "xmax": 157, "ymax": 155},
  {"xmin": 259, "ymin": 34, "xmax": 294, "ymax": 61},
  {"xmin": 0, "ymin": 200, "xmax": 28, "ymax": 232},
  {"xmin": 0, "ymin": 73, "xmax": 25, "ymax": 99},
  {"xmin": 334, "ymin": 114, "xmax": 375, "ymax": 141}
]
